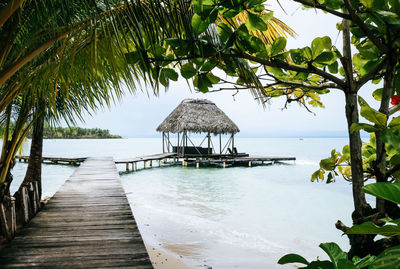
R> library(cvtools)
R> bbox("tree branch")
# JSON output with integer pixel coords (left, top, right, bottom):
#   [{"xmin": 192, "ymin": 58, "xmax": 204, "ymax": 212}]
[
  {"xmin": 356, "ymin": 59, "xmax": 386, "ymax": 89},
  {"xmin": 223, "ymin": 52, "xmax": 346, "ymax": 89},
  {"xmin": 292, "ymin": 0, "xmax": 351, "ymax": 20},
  {"xmin": 342, "ymin": 0, "xmax": 388, "ymax": 53},
  {"xmin": 0, "ymin": 0, "xmax": 23, "ymax": 28},
  {"xmin": 389, "ymin": 104, "xmax": 400, "ymax": 116}
]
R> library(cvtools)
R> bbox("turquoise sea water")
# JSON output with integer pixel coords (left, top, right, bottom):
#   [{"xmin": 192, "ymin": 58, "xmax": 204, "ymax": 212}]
[{"xmin": 9, "ymin": 138, "xmax": 370, "ymax": 268}]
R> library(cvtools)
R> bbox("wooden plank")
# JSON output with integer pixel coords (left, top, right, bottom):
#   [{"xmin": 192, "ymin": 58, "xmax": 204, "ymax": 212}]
[{"xmin": 0, "ymin": 157, "xmax": 152, "ymax": 268}]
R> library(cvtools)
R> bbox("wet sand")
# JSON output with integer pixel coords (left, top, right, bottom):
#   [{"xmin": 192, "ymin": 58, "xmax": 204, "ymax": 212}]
[{"xmin": 146, "ymin": 243, "xmax": 196, "ymax": 269}]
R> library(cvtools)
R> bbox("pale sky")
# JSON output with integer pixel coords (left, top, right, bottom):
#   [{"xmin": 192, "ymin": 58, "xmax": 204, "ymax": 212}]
[{"xmin": 78, "ymin": 0, "xmax": 378, "ymax": 138}]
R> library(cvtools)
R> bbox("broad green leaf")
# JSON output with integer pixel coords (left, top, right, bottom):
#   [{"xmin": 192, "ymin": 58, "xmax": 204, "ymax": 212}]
[
  {"xmin": 314, "ymin": 51, "xmax": 336, "ymax": 65},
  {"xmin": 320, "ymin": 157, "xmax": 336, "ymax": 170},
  {"xmin": 363, "ymin": 183, "xmax": 400, "ymax": 204},
  {"xmin": 192, "ymin": 14, "xmax": 210, "ymax": 34},
  {"xmin": 311, "ymin": 36, "xmax": 332, "ymax": 59},
  {"xmin": 390, "ymin": 154, "xmax": 400, "ymax": 166},
  {"xmin": 218, "ymin": 23, "xmax": 233, "ymax": 43},
  {"xmin": 346, "ymin": 221, "xmax": 400, "ymax": 236},
  {"xmin": 352, "ymin": 255, "xmax": 377, "ymax": 268},
  {"xmin": 328, "ymin": 61, "xmax": 338, "ymax": 73},
  {"xmin": 319, "ymin": 242, "xmax": 347, "ymax": 269},
  {"xmin": 206, "ymin": 72, "xmax": 220, "ymax": 83},
  {"xmin": 246, "ymin": 12, "xmax": 268, "ymax": 31},
  {"xmin": 382, "ymin": 129, "xmax": 400, "ymax": 151},
  {"xmin": 373, "ymin": 88, "xmax": 383, "ymax": 101},
  {"xmin": 196, "ymin": 74, "xmax": 212, "ymax": 93},
  {"xmin": 290, "ymin": 49, "xmax": 306, "ymax": 65},
  {"xmin": 162, "ymin": 68, "xmax": 178, "ymax": 81},
  {"xmin": 307, "ymin": 260, "xmax": 334, "ymax": 269},
  {"xmin": 388, "ymin": 116, "xmax": 400, "ymax": 128},
  {"xmin": 358, "ymin": 96, "xmax": 388, "ymax": 126},
  {"xmin": 181, "ymin": 63, "xmax": 197, "ymax": 79},
  {"xmin": 369, "ymin": 245, "xmax": 400, "ymax": 269},
  {"xmin": 350, "ymin": 123, "xmax": 379, "ymax": 133},
  {"xmin": 277, "ymin": 253, "xmax": 309, "ymax": 265},
  {"xmin": 271, "ymin": 37, "xmax": 286, "ymax": 56},
  {"xmin": 337, "ymin": 259, "xmax": 357, "ymax": 269}
]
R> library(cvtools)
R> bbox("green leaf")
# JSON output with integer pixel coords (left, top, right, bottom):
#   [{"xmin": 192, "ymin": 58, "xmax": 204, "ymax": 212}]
[
  {"xmin": 352, "ymin": 255, "xmax": 377, "ymax": 268},
  {"xmin": 192, "ymin": 14, "xmax": 210, "ymax": 34},
  {"xmin": 350, "ymin": 123, "xmax": 380, "ymax": 133},
  {"xmin": 314, "ymin": 51, "xmax": 336, "ymax": 65},
  {"xmin": 246, "ymin": 12, "xmax": 268, "ymax": 31},
  {"xmin": 196, "ymin": 74, "xmax": 212, "ymax": 93},
  {"xmin": 382, "ymin": 129, "xmax": 400, "ymax": 151},
  {"xmin": 337, "ymin": 259, "xmax": 357, "ymax": 269},
  {"xmin": 181, "ymin": 63, "xmax": 197, "ymax": 79},
  {"xmin": 311, "ymin": 37, "xmax": 332, "ymax": 59},
  {"xmin": 373, "ymin": 88, "xmax": 383, "ymax": 101},
  {"xmin": 358, "ymin": 96, "xmax": 388, "ymax": 126},
  {"xmin": 328, "ymin": 61, "xmax": 338, "ymax": 73},
  {"xmin": 319, "ymin": 242, "xmax": 348, "ymax": 269},
  {"xmin": 307, "ymin": 260, "xmax": 334, "ymax": 269},
  {"xmin": 290, "ymin": 49, "xmax": 307, "ymax": 65},
  {"xmin": 369, "ymin": 245, "xmax": 400, "ymax": 269},
  {"xmin": 346, "ymin": 221, "xmax": 400, "ymax": 237},
  {"xmin": 390, "ymin": 154, "xmax": 400, "ymax": 166},
  {"xmin": 363, "ymin": 183, "xmax": 400, "ymax": 204},
  {"xmin": 162, "ymin": 68, "xmax": 178, "ymax": 81},
  {"xmin": 388, "ymin": 116, "xmax": 400, "ymax": 128},
  {"xmin": 206, "ymin": 72, "xmax": 220, "ymax": 84},
  {"xmin": 271, "ymin": 37, "xmax": 287, "ymax": 56},
  {"xmin": 277, "ymin": 253, "xmax": 309, "ymax": 265},
  {"xmin": 320, "ymin": 157, "xmax": 336, "ymax": 170}
]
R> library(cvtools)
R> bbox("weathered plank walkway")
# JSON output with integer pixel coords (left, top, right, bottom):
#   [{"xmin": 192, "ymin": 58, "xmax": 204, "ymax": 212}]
[
  {"xmin": 16, "ymin": 155, "xmax": 87, "ymax": 165},
  {"xmin": 0, "ymin": 157, "xmax": 153, "ymax": 268}
]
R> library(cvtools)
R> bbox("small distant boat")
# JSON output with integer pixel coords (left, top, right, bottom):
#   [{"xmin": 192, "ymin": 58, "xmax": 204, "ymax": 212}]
[{"xmin": 299, "ymin": 138, "xmax": 304, "ymax": 141}]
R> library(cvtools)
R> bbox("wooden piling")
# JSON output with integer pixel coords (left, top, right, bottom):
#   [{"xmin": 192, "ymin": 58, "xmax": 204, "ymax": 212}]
[
  {"xmin": 223, "ymin": 161, "xmax": 226, "ymax": 168},
  {"xmin": 21, "ymin": 187, "xmax": 29, "ymax": 223},
  {"xmin": 248, "ymin": 161, "xmax": 252, "ymax": 167},
  {"xmin": 196, "ymin": 162, "xmax": 199, "ymax": 168},
  {"xmin": 126, "ymin": 163, "xmax": 129, "ymax": 171},
  {"xmin": 0, "ymin": 203, "xmax": 11, "ymax": 241},
  {"xmin": 10, "ymin": 197, "xmax": 16, "ymax": 236}
]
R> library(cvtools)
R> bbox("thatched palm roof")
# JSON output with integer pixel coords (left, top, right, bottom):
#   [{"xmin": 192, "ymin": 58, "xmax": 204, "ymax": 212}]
[{"xmin": 156, "ymin": 99, "xmax": 240, "ymax": 134}]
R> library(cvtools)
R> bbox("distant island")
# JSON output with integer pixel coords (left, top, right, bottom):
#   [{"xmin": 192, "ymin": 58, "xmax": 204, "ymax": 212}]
[{"xmin": 31, "ymin": 126, "xmax": 122, "ymax": 139}]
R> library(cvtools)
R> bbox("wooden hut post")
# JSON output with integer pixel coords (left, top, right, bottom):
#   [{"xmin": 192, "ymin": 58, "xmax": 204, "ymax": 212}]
[
  {"xmin": 219, "ymin": 134, "xmax": 222, "ymax": 154},
  {"xmin": 231, "ymin": 133, "xmax": 235, "ymax": 154},
  {"xmin": 162, "ymin": 132, "xmax": 165, "ymax": 153},
  {"xmin": 167, "ymin": 132, "xmax": 170, "ymax": 152},
  {"xmin": 177, "ymin": 132, "xmax": 180, "ymax": 156},
  {"xmin": 207, "ymin": 131, "xmax": 211, "ymax": 157}
]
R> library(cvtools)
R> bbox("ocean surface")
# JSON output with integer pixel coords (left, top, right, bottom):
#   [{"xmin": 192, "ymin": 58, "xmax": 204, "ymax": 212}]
[{"xmin": 9, "ymin": 137, "xmax": 372, "ymax": 268}]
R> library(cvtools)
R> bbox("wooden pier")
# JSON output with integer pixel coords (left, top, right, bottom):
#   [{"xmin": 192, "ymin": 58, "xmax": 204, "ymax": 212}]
[
  {"xmin": 0, "ymin": 157, "xmax": 152, "ymax": 268},
  {"xmin": 16, "ymin": 155, "xmax": 86, "ymax": 166},
  {"xmin": 17, "ymin": 153, "xmax": 296, "ymax": 171}
]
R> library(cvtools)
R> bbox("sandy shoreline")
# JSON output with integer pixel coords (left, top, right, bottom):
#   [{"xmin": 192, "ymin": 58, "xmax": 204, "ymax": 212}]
[{"xmin": 146, "ymin": 243, "xmax": 198, "ymax": 269}]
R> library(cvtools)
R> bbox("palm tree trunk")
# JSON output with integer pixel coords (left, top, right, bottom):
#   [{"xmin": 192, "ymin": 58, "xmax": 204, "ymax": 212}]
[{"xmin": 14, "ymin": 115, "xmax": 44, "ymax": 225}]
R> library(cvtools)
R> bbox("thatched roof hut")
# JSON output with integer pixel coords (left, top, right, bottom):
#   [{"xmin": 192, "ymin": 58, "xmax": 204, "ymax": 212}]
[{"xmin": 156, "ymin": 99, "xmax": 240, "ymax": 134}]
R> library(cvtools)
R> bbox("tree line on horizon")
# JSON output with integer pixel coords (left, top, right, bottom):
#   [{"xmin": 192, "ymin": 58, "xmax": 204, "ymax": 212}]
[{"xmin": 1, "ymin": 124, "xmax": 121, "ymax": 139}]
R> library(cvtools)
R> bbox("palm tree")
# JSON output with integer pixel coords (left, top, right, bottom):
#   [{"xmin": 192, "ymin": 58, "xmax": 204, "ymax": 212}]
[{"xmin": 0, "ymin": 0, "xmax": 294, "ymax": 239}]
